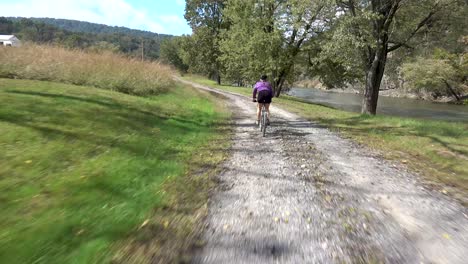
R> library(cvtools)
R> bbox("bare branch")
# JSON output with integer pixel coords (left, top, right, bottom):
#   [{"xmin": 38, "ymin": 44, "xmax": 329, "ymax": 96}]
[
  {"xmin": 383, "ymin": 1, "xmax": 402, "ymax": 32},
  {"xmin": 387, "ymin": 41, "xmax": 414, "ymax": 50}
]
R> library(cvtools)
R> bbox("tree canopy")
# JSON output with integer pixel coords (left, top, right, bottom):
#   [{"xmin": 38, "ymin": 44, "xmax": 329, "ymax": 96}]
[{"xmin": 141, "ymin": 1, "xmax": 468, "ymax": 111}]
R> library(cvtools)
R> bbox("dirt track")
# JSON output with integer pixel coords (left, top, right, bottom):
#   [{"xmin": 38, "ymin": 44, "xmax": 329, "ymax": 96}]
[{"xmin": 178, "ymin": 79, "xmax": 468, "ymax": 264}]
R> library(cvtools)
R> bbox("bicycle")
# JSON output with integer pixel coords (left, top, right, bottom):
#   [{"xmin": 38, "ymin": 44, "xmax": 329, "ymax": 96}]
[{"xmin": 253, "ymin": 99, "xmax": 268, "ymax": 137}]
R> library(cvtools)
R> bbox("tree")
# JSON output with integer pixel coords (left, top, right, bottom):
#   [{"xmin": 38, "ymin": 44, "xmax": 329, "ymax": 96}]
[
  {"xmin": 401, "ymin": 48, "xmax": 468, "ymax": 100},
  {"xmin": 63, "ymin": 34, "xmax": 88, "ymax": 48},
  {"xmin": 185, "ymin": 0, "xmax": 227, "ymax": 84},
  {"xmin": 87, "ymin": 41, "xmax": 120, "ymax": 54},
  {"xmin": 328, "ymin": 0, "xmax": 460, "ymax": 114},
  {"xmin": 219, "ymin": 0, "xmax": 282, "ymax": 87},
  {"xmin": 220, "ymin": 0, "xmax": 330, "ymax": 96},
  {"xmin": 160, "ymin": 37, "xmax": 190, "ymax": 73},
  {"xmin": 305, "ymin": 31, "xmax": 366, "ymax": 89},
  {"xmin": 0, "ymin": 17, "xmax": 14, "ymax": 34}
]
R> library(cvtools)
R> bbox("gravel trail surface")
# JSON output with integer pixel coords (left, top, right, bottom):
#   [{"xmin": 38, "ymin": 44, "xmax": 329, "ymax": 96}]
[{"xmin": 179, "ymin": 79, "xmax": 468, "ymax": 264}]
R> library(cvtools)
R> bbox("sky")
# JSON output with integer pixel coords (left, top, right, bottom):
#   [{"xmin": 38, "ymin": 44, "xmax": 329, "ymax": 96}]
[{"xmin": 0, "ymin": 0, "xmax": 192, "ymax": 35}]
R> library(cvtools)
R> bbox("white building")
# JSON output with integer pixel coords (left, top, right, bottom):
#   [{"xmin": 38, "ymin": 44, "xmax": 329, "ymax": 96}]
[{"xmin": 0, "ymin": 35, "xmax": 21, "ymax": 47}]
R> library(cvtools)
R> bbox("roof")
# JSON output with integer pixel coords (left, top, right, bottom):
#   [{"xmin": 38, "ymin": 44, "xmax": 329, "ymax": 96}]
[{"xmin": 0, "ymin": 35, "xmax": 17, "ymax": 40}]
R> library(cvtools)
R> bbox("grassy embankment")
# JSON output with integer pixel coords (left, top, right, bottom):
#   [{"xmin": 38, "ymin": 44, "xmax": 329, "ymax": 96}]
[
  {"xmin": 184, "ymin": 75, "xmax": 468, "ymax": 201},
  {"xmin": 0, "ymin": 46, "xmax": 230, "ymax": 263}
]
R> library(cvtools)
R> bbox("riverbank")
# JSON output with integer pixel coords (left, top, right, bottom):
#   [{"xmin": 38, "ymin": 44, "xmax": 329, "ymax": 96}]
[
  {"xmin": 294, "ymin": 81, "xmax": 468, "ymax": 104},
  {"xmin": 287, "ymin": 87, "xmax": 468, "ymax": 122},
  {"xmin": 0, "ymin": 78, "xmax": 230, "ymax": 263},
  {"xmin": 183, "ymin": 75, "xmax": 468, "ymax": 204}
]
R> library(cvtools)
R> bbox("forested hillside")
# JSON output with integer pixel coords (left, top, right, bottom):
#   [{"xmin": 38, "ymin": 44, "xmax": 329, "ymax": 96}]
[
  {"xmin": 0, "ymin": 17, "xmax": 173, "ymax": 60},
  {"xmin": 8, "ymin": 17, "xmax": 172, "ymax": 39}
]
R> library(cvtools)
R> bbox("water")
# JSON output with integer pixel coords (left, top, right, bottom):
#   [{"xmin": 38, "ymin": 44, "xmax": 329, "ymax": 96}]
[{"xmin": 287, "ymin": 88, "xmax": 468, "ymax": 122}]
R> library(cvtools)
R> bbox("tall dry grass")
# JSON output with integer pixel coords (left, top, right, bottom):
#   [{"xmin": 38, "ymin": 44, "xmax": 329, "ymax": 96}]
[{"xmin": 0, "ymin": 44, "xmax": 174, "ymax": 95}]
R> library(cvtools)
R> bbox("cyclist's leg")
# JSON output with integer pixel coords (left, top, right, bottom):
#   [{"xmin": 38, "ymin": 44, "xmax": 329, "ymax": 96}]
[
  {"xmin": 257, "ymin": 103, "xmax": 263, "ymax": 122},
  {"xmin": 265, "ymin": 103, "xmax": 271, "ymax": 121}
]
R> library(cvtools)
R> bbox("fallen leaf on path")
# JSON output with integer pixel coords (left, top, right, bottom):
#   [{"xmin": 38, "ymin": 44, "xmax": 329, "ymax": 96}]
[
  {"xmin": 139, "ymin": 219, "xmax": 150, "ymax": 229},
  {"xmin": 274, "ymin": 217, "xmax": 279, "ymax": 223},
  {"xmin": 163, "ymin": 220, "xmax": 169, "ymax": 229},
  {"xmin": 442, "ymin": 233, "xmax": 451, "ymax": 240}
]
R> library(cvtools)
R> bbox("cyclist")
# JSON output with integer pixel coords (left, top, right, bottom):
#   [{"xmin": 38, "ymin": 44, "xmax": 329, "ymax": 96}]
[{"xmin": 253, "ymin": 75, "xmax": 273, "ymax": 125}]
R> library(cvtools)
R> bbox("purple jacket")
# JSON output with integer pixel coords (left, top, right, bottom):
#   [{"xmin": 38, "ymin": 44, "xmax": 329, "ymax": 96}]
[{"xmin": 253, "ymin": 81, "xmax": 273, "ymax": 99}]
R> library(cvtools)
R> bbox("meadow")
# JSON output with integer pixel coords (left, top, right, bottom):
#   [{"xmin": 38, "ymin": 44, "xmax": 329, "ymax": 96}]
[{"xmin": 0, "ymin": 44, "xmax": 173, "ymax": 95}]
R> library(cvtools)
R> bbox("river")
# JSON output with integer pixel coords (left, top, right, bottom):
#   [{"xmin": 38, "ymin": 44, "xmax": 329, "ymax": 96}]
[{"xmin": 287, "ymin": 88, "xmax": 468, "ymax": 122}]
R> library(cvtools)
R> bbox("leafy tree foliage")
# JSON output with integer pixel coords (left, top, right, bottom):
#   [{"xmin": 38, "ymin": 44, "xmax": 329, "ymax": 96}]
[
  {"xmin": 160, "ymin": 36, "xmax": 190, "ymax": 73},
  {"xmin": 169, "ymin": 0, "xmax": 467, "ymax": 110},
  {"xmin": 0, "ymin": 17, "xmax": 14, "ymax": 34},
  {"xmin": 402, "ymin": 47, "xmax": 468, "ymax": 100},
  {"xmin": 318, "ymin": 0, "xmax": 465, "ymax": 114},
  {"xmin": 219, "ymin": 0, "xmax": 282, "ymax": 87},
  {"xmin": 220, "ymin": 0, "xmax": 330, "ymax": 96},
  {"xmin": 185, "ymin": 0, "xmax": 227, "ymax": 84}
]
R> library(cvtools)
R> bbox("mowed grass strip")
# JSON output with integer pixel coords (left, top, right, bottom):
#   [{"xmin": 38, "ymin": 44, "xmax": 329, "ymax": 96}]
[
  {"xmin": 0, "ymin": 78, "xmax": 229, "ymax": 263},
  {"xmin": 183, "ymin": 75, "xmax": 468, "ymax": 200}
]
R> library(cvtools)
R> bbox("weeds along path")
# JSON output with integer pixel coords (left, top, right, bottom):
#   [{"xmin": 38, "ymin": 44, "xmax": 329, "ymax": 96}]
[{"xmin": 177, "ymin": 78, "xmax": 468, "ymax": 264}]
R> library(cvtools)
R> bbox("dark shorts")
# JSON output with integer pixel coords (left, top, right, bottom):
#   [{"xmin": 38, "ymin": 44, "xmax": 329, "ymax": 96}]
[{"xmin": 257, "ymin": 90, "xmax": 272, "ymax": 104}]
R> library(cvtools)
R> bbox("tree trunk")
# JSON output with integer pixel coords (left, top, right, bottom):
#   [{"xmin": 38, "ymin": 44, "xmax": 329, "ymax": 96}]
[
  {"xmin": 274, "ymin": 59, "xmax": 297, "ymax": 97},
  {"xmin": 274, "ymin": 70, "xmax": 287, "ymax": 97},
  {"xmin": 443, "ymin": 80, "xmax": 460, "ymax": 101},
  {"xmin": 212, "ymin": 69, "xmax": 221, "ymax": 85},
  {"xmin": 361, "ymin": 47, "xmax": 388, "ymax": 115}
]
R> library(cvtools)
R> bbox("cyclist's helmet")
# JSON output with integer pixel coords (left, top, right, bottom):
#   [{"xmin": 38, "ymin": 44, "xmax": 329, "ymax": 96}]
[{"xmin": 261, "ymin": 75, "xmax": 268, "ymax": 81}]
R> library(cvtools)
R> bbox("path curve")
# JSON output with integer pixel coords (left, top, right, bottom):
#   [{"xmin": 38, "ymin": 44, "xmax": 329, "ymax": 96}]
[{"xmin": 178, "ymin": 78, "xmax": 468, "ymax": 264}]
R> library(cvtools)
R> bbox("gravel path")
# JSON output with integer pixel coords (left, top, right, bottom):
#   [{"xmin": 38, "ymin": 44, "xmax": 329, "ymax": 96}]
[{"xmin": 179, "ymin": 79, "xmax": 468, "ymax": 264}]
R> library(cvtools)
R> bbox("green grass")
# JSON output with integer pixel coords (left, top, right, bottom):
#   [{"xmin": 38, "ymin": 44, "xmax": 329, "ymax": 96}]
[
  {"xmin": 183, "ymin": 75, "xmax": 468, "ymax": 200},
  {"xmin": 0, "ymin": 78, "xmax": 229, "ymax": 263},
  {"xmin": 185, "ymin": 75, "xmax": 253, "ymax": 97}
]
